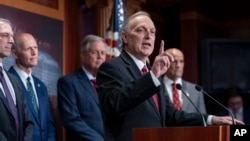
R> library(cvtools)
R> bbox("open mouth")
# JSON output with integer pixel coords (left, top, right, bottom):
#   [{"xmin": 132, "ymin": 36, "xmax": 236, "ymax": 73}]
[{"xmin": 142, "ymin": 42, "xmax": 151, "ymax": 48}]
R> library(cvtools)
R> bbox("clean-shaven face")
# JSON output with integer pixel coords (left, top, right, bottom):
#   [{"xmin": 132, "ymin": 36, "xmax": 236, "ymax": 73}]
[
  {"xmin": 14, "ymin": 34, "xmax": 38, "ymax": 69},
  {"xmin": 0, "ymin": 23, "xmax": 14, "ymax": 58},
  {"xmin": 81, "ymin": 40, "xmax": 106, "ymax": 71},
  {"xmin": 166, "ymin": 49, "xmax": 184, "ymax": 80},
  {"xmin": 122, "ymin": 15, "xmax": 156, "ymax": 61}
]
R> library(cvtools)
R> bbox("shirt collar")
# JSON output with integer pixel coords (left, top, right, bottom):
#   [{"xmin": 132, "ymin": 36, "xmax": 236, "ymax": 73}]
[
  {"xmin": 81, "ymin": 66, "xmax": 95, "ymax": 80},
  {"xmin": 13, "ymin": 65, "xmax": 32, "ymax": 81},
  {"xmin": 164, "ymin": 75, "xmax": 182, "ymax": 86},
  {"xmin": 126, "ymin": 51, "xmax": 146, "ymax": 70}
]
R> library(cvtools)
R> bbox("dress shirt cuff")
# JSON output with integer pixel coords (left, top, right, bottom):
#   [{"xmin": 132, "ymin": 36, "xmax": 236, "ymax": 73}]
[
  {"xmin": 207, "ymin": 115, "xmax": 213, "ymax": 125},
  {"xmin": 150, "ymin": 71, "xmax": 161, "ymax": 87}
]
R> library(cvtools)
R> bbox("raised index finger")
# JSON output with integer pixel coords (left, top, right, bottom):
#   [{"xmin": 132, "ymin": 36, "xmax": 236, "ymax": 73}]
[{"xmin": 159, "ymin": 40, "xmax": 164, "ymax": 55}]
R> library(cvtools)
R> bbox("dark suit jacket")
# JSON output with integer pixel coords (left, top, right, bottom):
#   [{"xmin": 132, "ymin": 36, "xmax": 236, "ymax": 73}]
[
  {"xmin": 0, "ymin": 69, "xmax": 33, "ymax": 141},
  {"xmin": 96, "ymin": 50, "xmax": 208, "ymax": 141},
  {"xmin": 9, "ymin": 66, "xmax": 55, "ymax": 141},
  {"xmin": 57, "ymin": 68, "xmax": 104, "ymax": 141}
]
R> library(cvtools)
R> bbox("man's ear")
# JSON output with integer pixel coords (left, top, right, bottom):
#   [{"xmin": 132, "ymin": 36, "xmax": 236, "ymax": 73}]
[
  {"xmin": 11, "ymin": 50, "xmax": 18, "ymax": 59},
  {"xmin": 121, "ymin": 31, "xmax": 128, "ymax": 44},
  {"xmin": 80, "ymin": 52, "xmax": 86, "ymax": 62}
]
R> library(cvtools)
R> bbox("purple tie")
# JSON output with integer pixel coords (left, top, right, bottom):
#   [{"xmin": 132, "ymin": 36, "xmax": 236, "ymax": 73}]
[{"xmin": 0, "ymin": 66, "xmax": 19, "ymax": 139}]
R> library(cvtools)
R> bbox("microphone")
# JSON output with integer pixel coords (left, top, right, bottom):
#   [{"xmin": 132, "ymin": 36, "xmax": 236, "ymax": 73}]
[
  {"xmin": 195, "ymin": 85, "xmax": 235, "ymax": 125},
  {"xmin": 176, "ymin": 84, "xmax": 207, "ymax": 127}
]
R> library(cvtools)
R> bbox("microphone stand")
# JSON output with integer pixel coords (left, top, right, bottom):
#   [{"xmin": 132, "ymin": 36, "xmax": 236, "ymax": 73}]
[
  {"xmin": 195, "ymin": 85, "xmax": 235, "ymax": 125},
  {"xmin": 176, "ymin": 84, "xmax": 207, "ymax": 127}
]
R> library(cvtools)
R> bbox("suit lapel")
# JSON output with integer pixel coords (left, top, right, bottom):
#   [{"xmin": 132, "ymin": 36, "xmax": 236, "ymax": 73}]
[
  {"xmin": 8, "ymin": 67, "xmax": 40, "ymax": 123},
  {"xmin": 33, "ymin": 77, "xmax": 43, "ymax": 124},
  {"xmin": 121, "ymin": 51, "xmax": 161, "ymax": 116},
  {"xmin": 6, "ymin": 71, "xmax": 24, "ymax": 128},
  {"xmin": 0, "ymin": 68, "xmax": 16, "ymax": 116},
  {"xmin": 120, "ymin": 52, "xmax": 142, "ymax": 80},
  {"xmin": 158, "ymin": 77, "xmax": 166, "ymax": 121},
  {"xmin": 77, "ymin": 69, "xmax": 99, "ymax": 105},
  {"xmin": 0, "ymin": 88, "xmax": 13, "ymax": 115},
  {"xmin": 181, "ymin": 81, "xmax": 190, "ymax": 109}
]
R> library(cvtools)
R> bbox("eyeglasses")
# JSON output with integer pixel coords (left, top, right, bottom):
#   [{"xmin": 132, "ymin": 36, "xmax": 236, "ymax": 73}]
[{"xmin": 0, "ymin": 32, "xmax": 13, "ymax": 39}]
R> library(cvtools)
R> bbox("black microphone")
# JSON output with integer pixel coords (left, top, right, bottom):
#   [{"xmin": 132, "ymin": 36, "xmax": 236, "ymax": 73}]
[
  {"xmin": 176, "ymin": 84, "xmax": 207, "ymax": 127},
  {"xmin": 195, "ymin": 85, "xmax": 235, "ymax": 125}
]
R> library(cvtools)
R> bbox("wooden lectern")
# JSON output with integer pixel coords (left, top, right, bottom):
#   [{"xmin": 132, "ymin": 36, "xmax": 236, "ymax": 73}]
[{"xmin": 133, "ymin": 126, "xmax": 230, "ymax": 141}]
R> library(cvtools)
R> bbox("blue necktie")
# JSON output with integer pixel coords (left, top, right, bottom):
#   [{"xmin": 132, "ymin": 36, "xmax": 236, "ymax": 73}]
[
  {"xmin": 0, "ymin": 66, "xmax": 19, "ymax": 139},
  {"xmin": 26, "ymin": 76, "xmax": 39, "ymax": 115}
]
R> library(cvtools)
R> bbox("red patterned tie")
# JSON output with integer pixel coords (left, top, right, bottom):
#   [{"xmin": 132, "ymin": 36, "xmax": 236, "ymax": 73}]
[
  {"xmin": 91, "ymin": 79, "xmax": 96, "ymax": 90},
  {"xmin": 172, "ymin": 82, "xmax": 181, "ymax": 110},
  {"xmin": 141, "ymin": 65, "xmax": 159, "ymax": 109}
]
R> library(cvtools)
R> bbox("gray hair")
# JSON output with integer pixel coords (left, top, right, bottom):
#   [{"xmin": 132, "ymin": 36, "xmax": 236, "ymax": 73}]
[
  {"xmin": 80, "ymin": 34, "xmax": 106, "ymax": 52},
  {"xmin": 121, "ymin": 11, "xmax": 151, "ymax": 48},
  {"xmin": 122, "ymin": 11, "xmax": 151, "ymax": 32},
  {"xmin": 0, "ymin": 18, "xmax": 12, "ymax": 28}
]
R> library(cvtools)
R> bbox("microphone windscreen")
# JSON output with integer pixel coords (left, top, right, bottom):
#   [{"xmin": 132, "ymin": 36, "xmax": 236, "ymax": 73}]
[
  {"xmin": 195, "ymin": 85, "xmax": 202, "ymax": 91},
  {"xmin": 176, "ymin": 83, "xmax": 182, "ymax": 90}
]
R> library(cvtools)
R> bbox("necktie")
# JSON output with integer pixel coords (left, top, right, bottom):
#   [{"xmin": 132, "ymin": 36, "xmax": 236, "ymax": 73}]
[
  {"xmin": 172, "ymin": 82, "xmax": 181, "ymax": 110},
  {"xmin": 91, "ymin": 79, "xmax": 96, "ymax": 90},
  {"xmin": 0, "ymin": 67, "xmax": 19, "ymax": 138},
  {"xmin": 141, "ymin": 65, "xmax": 159, "ymax": 109},
  {"xmin": 26, "ymin": 77, "xmax": 39, "ymax": 115}
]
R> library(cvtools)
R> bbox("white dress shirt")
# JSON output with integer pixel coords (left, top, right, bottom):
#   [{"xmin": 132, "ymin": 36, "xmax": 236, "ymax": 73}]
[
  {"xmin": 0, "ymin": 64, "xmax": 17, "ymax": 105},
  {"xmin": 13, "ymin": 65, "xmax": 39, "ymax": 107}
]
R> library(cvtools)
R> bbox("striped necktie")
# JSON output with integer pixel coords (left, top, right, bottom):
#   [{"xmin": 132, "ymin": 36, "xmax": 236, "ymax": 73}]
[{"xmin": 27, "ymin": 77, "xmax": 39, "ymax": 115}]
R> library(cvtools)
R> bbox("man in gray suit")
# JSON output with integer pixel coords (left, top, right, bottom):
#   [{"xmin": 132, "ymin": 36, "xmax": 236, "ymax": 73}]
[{"xmin": 163, "ymin": 48, "xmax": 206, "ymax": 113}]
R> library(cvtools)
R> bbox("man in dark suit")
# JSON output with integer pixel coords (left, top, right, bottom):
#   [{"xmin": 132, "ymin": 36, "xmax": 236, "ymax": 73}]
[
  {"xmin": 0, "ymin": 18, "xmax": 33, "ymax": 141},
  {"xmin": 96, "ymin": 11, "xmax": 244, "ymax": 141},
  {"xmin": 9, "ymin": 32, "xmax": 55, "ymax": 141},
  {"xmin": 216, "ymin": 88, "xmax": 250, "ymax": 124},
  {"xmin": 163, "ymin": 48, "xmax": 206, "ymax": 113},
  {"xmin": 57, "ymin": 34, "xmax": 106, "ymax": 141}
]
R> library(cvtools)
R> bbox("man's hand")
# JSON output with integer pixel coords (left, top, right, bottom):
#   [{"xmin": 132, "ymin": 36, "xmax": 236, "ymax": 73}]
[
  {"xmin": 151, "ymin": 40, "xmax": 174, "ymax": 78},
  {"xmin": 212, "ymin": 116, "xmax": 245, "ymax": 125}
]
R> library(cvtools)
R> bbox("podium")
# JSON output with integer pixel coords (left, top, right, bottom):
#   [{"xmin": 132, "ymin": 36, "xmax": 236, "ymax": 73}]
[{"xmin": 133, "ymin": 126, "xmax": 230, "ymax": 141}]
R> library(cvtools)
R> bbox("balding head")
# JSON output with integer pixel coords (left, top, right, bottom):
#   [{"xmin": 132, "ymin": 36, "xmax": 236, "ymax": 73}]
[
  {"xmin": 13, "ymin": 33, "xmax": 36, "ymax": 50},
  {"xmin": 165, "ymin": 48, "xmax": 184, "ymax": 58},
  {"xmin": 12, "ymin": 32, "xmax": 38, "ymax": 74},
  {"xmin": 165, "ymin": 48, "xmax": 184, "ymax": 81}
]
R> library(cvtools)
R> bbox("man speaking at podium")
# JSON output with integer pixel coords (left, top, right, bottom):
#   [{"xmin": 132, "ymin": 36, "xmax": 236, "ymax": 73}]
[{"xmin": 96, "ymin": 11, "xmax": 244, "ymax": 141}]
